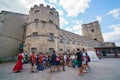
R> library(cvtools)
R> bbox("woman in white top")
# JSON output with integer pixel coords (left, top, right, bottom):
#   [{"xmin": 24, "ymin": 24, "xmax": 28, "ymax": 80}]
[{"xmin": 82, "ymin": 48, "xmax": 87, "ymax": 73}]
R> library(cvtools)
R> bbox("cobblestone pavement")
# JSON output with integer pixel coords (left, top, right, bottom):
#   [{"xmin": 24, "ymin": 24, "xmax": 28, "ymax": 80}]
[{"xmin": 0, "ymin": 58, "xmax": 120, "ymax": 80}]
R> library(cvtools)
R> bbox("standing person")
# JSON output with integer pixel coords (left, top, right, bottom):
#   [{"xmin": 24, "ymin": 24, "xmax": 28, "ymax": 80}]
[
  {"xmin": 36, "ymin": 54, "xmax": 39, "ymax": 72},
  {"xmin": 21, "ymin": 51, "xmax": 25, "ymax": 69},
  {"xmin": 50, "ymin": 50, "xmax": 57, "ymax": 72},
  {"xmin": 76, "ymin": 48, "xmax": 83, "ymax": 75},
  {"xmin": 39, "ymin": 53, "xmax": 43, "ymax": 72},
  {"xmin": 81, "ymin": 48, "xmax": 88, "ymax": 73},
  {"xmin": 21, "ymin": 51, "xmax": 25, "ymax": 64},
  {"xmin": 13, "ymin": 51, "xmax": 23, "ymax": 73},
  {"xmin": 30, "ymin": 52, "xmax": 35, "ymax": 72},
  {"xmin": 63, "ymin": 53, "xmax": 67, "ymax": 66},
  {"xmin": 61, "ymin": 54, "xmax": 65, "ymax": 71},
  {"xmin": 56, "ymin": 54, "xmax": 60, "ymax": 71}
]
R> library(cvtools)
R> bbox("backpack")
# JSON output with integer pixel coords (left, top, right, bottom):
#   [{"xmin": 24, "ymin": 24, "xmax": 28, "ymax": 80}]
[
  {"xmin": 56, "ymin": 57, "xmax": 60, "ymax": 61},
  {"xmin": 87, "ymin": 56, "xmax": 91, "ymax": 62}
]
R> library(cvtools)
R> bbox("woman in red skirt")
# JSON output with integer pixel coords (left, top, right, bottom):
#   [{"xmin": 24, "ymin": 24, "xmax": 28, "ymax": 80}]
[{"xmin": 13, "ymin": 52, "xmax": 23, "ymax": 72}]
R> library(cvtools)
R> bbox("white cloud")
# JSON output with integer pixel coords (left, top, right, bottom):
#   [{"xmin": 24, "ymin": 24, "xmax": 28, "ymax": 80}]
[
  {"xmin": 63, "ymin": 20, "xmax": 83, "ymax": 35},
  {"xmin": 107, "ymin": 8, "xmax": 120, "ymax": 19},
  {"xmin": 20, "ymin": 0, "xmax": 56, "ymax": 9},
  {"xmin": 72, "ymin": 20, "xmax": 83, "ymax": 25},
  {"xmin": 58, "ymin": 10, "xmax": 64, "ymax": 16},
  {"xmin": 72, "ymin": 20, "xmax": 83, "ymax": 35},
  {"xmin": 0, "ymin": 0, "xmax": 28, "ymax": 14},
  {"xmin": 96, "ymin": 16, "xmax": 102, "ymax": 22},
  {"xmin": 64, "ymin": 24, "xmax": 82, "ymax": 35},
  {"xmin": 60, "ymin": 17, "xmax": 68, "ymax": 28},
  {"xmin": 49, "ymin": 0, "xmax": 57, "ymax": 4},
  {"xmin": 0, "ymin": 0, "xmax": 56, "ymax": 14},
  {"xmin": 73, "ymin": 25, "xmax": 82, "ymax": 35},
  {"xmin": 20, "ymin": 0, "xmax": 45, "ymax": 9},
  {"xmin": 64, "ymin": 27, "xmax": 73, "ymax": 32},
  {"xmin": 59, "ymin": 0, "xmax": 91, "ymax": 17},
  {"xmin": 103, "ymin": 24, "xmax": 120, "ymax": 46}
]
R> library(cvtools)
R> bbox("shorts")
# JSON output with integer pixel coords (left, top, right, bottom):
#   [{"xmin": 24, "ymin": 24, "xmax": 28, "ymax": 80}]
[
  {"xmin": 31, "ymin": 62, "xmax": 34, "ymax": 66},
  {"xmin": 77, "ymin": 61, "xmax": 82, "ymax": 67},
  {"xmin": 51, "ymin": 61, "xmax": 56, "ymax": 66},
  {"xmin": 56, "ymin": 61, "xmax": 60, "ymax": 65},
  {"xmin": 82, "ymin": 61, "xmax": 86, "ymax": 65}
]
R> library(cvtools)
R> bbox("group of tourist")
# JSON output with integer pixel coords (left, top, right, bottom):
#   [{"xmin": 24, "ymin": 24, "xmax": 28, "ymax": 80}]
[{"xmin": 13, "ymin": 48, "xmax": 90, "ymax": 75}]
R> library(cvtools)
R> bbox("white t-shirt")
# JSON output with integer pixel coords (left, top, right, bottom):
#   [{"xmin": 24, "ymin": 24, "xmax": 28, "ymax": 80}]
[
  {"xmin": 64, "ymin": 55, "xmax": 67, "ymax": 60},
  {"xmin": 83, "ymin": 52, "xmax": 87, "ymax": 61}
]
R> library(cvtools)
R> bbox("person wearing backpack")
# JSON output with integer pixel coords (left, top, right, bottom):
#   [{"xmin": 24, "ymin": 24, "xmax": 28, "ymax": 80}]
[
  {"xmin": 50, "ymin": 50, "xmax": 57, "ymax": 72},
  {"xmin": 56, "ymin": 55, "xmax": 61, "ymax": 71},
  {"xmin": 38, "ymin": 53, "xmax": 43, "ymax": 72},
  {"xmin": 30, "ymin": 52, "xmax": 35, "ymax": 73},
  {"xmin": 76, "ymin": 48, "xmax": 83, "ymax": 75}
]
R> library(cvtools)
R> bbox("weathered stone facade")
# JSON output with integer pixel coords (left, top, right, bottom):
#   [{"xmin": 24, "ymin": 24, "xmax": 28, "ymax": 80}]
[
  {"xmin": 24, "ymin": 4, "xmax": 102, "ymax": 54},
  {"xmin": 0, "ymin": 11, "xmax": 28, "ymax": 61},
  {"xmin": 0, "ymin": 4, "xmax": 115, "ymax": 61},
  {"xmin": 82, "ymin": 21, "xmax": 104, "ymax": 42}
]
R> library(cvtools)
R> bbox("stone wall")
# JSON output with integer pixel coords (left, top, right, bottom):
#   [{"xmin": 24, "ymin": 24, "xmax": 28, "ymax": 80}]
[
  {"xmin": 24, "ymin": 4, "xmax": 102, "ymax": 54},
  {"xmin": 0, "ymin": 11, "xmax": 28, "ymax": 61},
  {"xmin": 82, "ymin": 21, "xmax": 104, "ymax": 42}
]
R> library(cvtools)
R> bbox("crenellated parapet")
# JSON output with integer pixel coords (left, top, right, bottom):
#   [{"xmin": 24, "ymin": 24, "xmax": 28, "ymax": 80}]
[{"xmin": 28, "ymin": 4, "xmax": 59, "ymax": 28}]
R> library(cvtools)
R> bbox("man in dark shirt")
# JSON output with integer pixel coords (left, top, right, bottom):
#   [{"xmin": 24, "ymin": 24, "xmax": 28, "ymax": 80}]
[
  {"xmin": 50, "ymin": 50, "xmax": 57, "ymax": 72},
  {"xmin": 76, "ymin": 48, "xmax": 83, "ymax": 75}
]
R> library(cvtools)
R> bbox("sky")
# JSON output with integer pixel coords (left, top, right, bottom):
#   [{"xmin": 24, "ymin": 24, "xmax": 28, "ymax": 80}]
[{"xmin": 0, "ymin": 0, "xmax": 120, "ymax": 46}]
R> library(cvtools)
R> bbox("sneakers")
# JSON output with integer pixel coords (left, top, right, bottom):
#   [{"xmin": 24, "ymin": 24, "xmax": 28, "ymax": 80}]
[
  {"xmin": 39, "ymin": 71, "xmax": 42, "ymax": 73},
  {"xmin": 31, "ymin": 70, "xmax": 34, "ymax": 73},
  {"xmin": 83, "ymin": 70, "xmax": 87, "ymax": 73}
]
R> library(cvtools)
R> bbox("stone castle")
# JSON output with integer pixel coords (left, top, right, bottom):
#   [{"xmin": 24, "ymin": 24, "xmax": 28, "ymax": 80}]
[{"xmin": 0, "ymin": 4, "xmax": 115, "ymax": 61}]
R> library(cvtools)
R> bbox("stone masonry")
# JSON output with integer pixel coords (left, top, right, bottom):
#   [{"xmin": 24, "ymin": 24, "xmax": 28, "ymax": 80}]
[
  {"xmin": 24, "ymin": 4, "xmax": 102, "ymax": 54},
  {"xmin": 0, "ymin": 4, "xmax": 114, "ymax": 61}
]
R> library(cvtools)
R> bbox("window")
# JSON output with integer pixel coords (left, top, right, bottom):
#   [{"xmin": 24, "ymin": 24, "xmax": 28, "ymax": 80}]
[
  {"xmin": 33, "ymin": 32, "xmax": 38, "ymax": 36},
  {"xmin": 31, "ymin": 47, "xmax": 37, "ymax": 52},
  {"xmin": 49, "ymin": 11, "xmax": 53, "ymax": 15},
  {"xmin": 59, "ymin": 35, "xmax": 63, "ymax": 43},
  {"xmin": 49, "ymin": 20, "xmax": 53, "ymax": 23},
  {"xmin": 94, "ymin": 38, "xmax": 97, "ymax": 41},
  {"xmin": 59, "ymin": 48, "xmax": 63, "ymax": 51},
  {"xmin": 35, "ymin": 10, "xmax": 40, "ymax": 13},
  {"xmin": 49, "ymin": 48, "xmax": 54, "ymax": 53},
  {"xmin": 34, "ymin": 19, "xmax": 39, "ymax": 22},
  {"xmin": 49, "ymin": 33, "xmax": 54, "ymax": 41},
  {"xmin": 91, "ymin": 29, "xmax": 94, "ymax": 32}
]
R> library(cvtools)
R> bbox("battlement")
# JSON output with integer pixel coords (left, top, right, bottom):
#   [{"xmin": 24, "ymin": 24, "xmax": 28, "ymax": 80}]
[
  {"xmin": 30, "ymin": 4, "xmax": 58, "ymax": 14},
  {"xmin": 28, "ymin": 4, "xmax": 59, "ymax": 27},
  {"xmin": 82, "ymin": 21, "xmax": 99, "ymax": 27}
]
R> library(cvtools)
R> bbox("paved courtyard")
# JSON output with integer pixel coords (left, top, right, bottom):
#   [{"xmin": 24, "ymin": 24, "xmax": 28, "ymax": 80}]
[{"xmin": 0, "ymin": 58, "xmax": 120, "ymax": 80}]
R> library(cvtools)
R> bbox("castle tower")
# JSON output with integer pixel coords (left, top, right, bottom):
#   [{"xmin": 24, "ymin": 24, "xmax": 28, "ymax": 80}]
[
  {"xmin": 24, "ymin": 4, "xmax": 59, "ymax": 53},
  {"xmin": 82, "ymin": 21, "xmax": 104, "ymax": 42}
]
